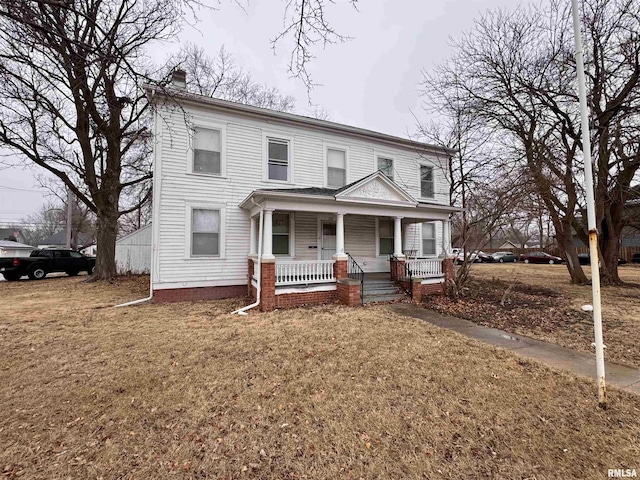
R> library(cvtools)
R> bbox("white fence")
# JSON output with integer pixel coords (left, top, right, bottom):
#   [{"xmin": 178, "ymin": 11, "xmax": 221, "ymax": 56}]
[
  {"xmin": 406, "ymin": 259, "xmax": 442, "ymax": 277},
  {"xmin": 275, "ymin": 260, "xmax": 336, "ymax": 286}
]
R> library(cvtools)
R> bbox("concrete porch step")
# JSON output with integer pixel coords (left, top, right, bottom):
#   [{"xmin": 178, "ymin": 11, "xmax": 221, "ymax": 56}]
[
  {"xmin": 363, "ymin": 293, "xmax": 406, "ymax": 304},
  {"xmin": 363, "ymin": 286, "xmax": 400, "ymax": 295}
]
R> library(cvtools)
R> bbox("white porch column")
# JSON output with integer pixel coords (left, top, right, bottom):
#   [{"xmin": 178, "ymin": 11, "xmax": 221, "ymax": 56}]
[
  {"xmin": 262, "ymin": 209, "xmax": 274, "ymax": 259},
  {"xmin": 394, "ymin": 216, "xmax": 404, "ymax": 257},
  {"xmin": 335, "ymin": 212, "xmax": 347, "ymax": 258},
  {"xmin": 441, "ymin": 219, "xmax": 451, "ymax": 256},
  {"xmin": 249, "ymin": 215, "xmax": 258, "ymax": 256},
  {"xmin": 402, "ymin": 224, "xmax": 408, "ymax": 254}
]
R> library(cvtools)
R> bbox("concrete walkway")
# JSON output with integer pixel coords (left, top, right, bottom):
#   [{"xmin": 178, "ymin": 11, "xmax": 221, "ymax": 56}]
[{"xmin": 387, "ymin": 303, "xmax": 640, "ymax": 395}]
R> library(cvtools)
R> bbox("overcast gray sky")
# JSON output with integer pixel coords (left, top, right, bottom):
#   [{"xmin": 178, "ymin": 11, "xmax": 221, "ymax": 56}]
[{"xmin": 0, "ymin": 0, "xmax": 524, "ymax": 225}]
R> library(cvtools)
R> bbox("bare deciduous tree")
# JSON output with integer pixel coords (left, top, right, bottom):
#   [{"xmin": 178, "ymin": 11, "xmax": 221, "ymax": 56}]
[
  {"xmin": 423, "ymin": 0, "xmax": 640, "ymax": 285},
  {"xmin": 169, "ymin": 44, "xmax": 296, "ymax": 111},
  {"xmin": 0, "ymin": 0, "xmax": 356, "ymax": 280}
]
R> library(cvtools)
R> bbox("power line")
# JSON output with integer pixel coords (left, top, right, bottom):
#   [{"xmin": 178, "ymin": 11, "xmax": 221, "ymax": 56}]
[{"xmin": 0, "ymin": 184, "xmax": 45, "ymax": 192}]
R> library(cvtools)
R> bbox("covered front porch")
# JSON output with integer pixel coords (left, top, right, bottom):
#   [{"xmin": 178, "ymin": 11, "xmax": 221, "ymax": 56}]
[{"xmin": 239, "ymin": 172, "xmax": 460, "ymax": 310}]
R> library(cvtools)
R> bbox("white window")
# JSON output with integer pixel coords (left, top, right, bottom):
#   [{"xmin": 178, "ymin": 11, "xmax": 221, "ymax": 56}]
[
  {"xmin": 422, "ymin": 223, "xmax": 436, "ymax": 256},
  {"xmin": 420, "ymin": 165, "xmax": 434, "ymax": 198},
  {"xmin": 272, "ymin": 213, "xmax": 291, "ymax": 255},
  {"xmin": 378, "ymin": 219, "xmax": 394, "ymax": 255},
  {"xmin": 267, "ymin": 138, "xmax": 289, "ymax": 181},
  {"xmin": 191, "ymin": 209, "xmax": 220, "ymax": 256},
  {"xmin": 378, "ymin": 157, "xmax": 393, "ymax": 180},
  {"xmin": 193, "ymin": 127, "xmax": 221, "ymax": 175},
  {"xmin": 327, "ymin": 148, "xmax": 347, "ymax": 188}
]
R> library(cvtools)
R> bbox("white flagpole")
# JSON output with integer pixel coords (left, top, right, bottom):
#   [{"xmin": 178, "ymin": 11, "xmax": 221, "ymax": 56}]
[{"xmin": 570, "ymin": 0, "xmax": 606, "ymax": 408}]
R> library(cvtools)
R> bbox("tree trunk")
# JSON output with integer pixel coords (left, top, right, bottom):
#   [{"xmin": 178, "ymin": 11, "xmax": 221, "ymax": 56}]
[
  {"xmin": 555, "ymin": 221, "xmax": 589, "ymax": 285},
  {"xmin": 93, "ymin": 210, "xmax": 119, "ymax": 280},
  {"xmin": 600, "ymin": 226, "xmax": 622, "ymax": 285}
]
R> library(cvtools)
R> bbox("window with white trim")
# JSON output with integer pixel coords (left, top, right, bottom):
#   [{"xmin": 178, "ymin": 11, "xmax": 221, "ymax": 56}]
[
  {"xmin": 327, "ymin": 148, "xmax": 346, "ymax": 188},
  {"xmin": 273, "ymin": 213, "xmax": 290, "ymax": 255},
  {"xmin": 422, "ymin": 223, "xmax": 436, "ymax": 256},
  {"xmin": 420, "ymin": 165, "xmax": 434, "ymax": 198},
  {"xmin": 191, "ymin": 209, "xmax": 220, "ymax": 256},
  {"xmin": 379, "ymin": 219, "xmax": 394, "ymax": 255},
  {"xmin": 193, "ymin": 127, "xmax": 221, "ymax": 175},
  {"xmin": 378, "ymin": 157, "xmax": 393, "ymax": 180},
  {"xmin": 267, "ymin": 138, "xmax": 289, "ymax": 181}
]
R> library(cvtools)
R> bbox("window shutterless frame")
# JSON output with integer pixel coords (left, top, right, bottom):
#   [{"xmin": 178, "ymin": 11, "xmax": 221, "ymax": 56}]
[
  {"xmin": 187, "ymin": 121, "xmax": 227, "ymax": 177},
  {"xmin": 419, "ymin": 163, "xmax": 435, "ymax": 199},
  {"xmin": 324, "ymin": 143, "xmax": 349, "ymax": 188},
  {"xmin": 263, "ymin": 131, "xmax": 294, "ymax": 183},
  {"xmin": 184, "ymin": 202, "xmax": 226, "ymax": 259},
  {"xmin": 421, "ymin": 222, "xmax": 436, "ymax": 256},
  {"xmin": 375, "ymin": 217, "xmax": 394, "ymax": 257},
  {"xmin": 377, "ymin": 155, "xmax": 394, "ymax": 180}
]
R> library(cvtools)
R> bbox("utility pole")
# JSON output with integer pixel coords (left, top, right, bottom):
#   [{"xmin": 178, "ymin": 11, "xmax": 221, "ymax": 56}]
[
  {"xmin": 571, "ymin": 0, "xmax": 606, "ymax": 409},
  {"xmin": 66, "ymin": 187, "xmax": 73, "ymax": 249}
]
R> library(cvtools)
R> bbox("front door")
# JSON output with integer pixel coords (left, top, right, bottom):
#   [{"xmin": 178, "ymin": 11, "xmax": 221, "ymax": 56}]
[{"xmin": 321, "ymin": 222, "xmax": 337, "ymax": 260}]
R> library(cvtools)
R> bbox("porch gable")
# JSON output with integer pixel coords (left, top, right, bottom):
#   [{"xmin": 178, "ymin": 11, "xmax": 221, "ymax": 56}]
[{"xmin": 335, "ymin": 171, "xmax": 418, "ymax": 206}]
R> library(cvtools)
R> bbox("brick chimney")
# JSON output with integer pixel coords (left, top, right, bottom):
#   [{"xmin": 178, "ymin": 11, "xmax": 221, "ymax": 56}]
[{"xmin": 171, "ymin": 69, "xmax": 187, "ymax": 90}]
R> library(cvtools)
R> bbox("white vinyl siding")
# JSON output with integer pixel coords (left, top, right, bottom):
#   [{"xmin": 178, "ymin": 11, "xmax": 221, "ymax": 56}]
[
  {"xmin": 152, "ymin": 104, "xmax": 450, "ymax": 290},
  {"xmin": 422, "ymin": 223, "xmax": 436, "ymax": 256},
  {"xmin": 327, "ymin": 148, "xmax": 347, "ymax": 188}
]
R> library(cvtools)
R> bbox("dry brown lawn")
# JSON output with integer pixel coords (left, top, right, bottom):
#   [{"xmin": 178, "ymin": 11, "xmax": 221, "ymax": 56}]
[
  {"xmin": 1, "ymin": 275, "xmax": 639, "ymax": 479},
  {"xmin": 459, "ymin": 263, "xmax": 640, "ymax": 367}
]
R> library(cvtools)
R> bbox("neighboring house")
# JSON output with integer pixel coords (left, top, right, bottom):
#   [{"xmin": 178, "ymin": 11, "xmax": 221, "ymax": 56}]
[
  {"xmin": 0, "ymin": 228, "xmax": 26, "ymax": 244},
  {"xmin": 0, "ymin": 239, "xmax": 35, "ymax": 258},
  {"xmin": 146, "ymin": 73, "xmax": 459, "ymax": 308},
  {"xmin": 38, "ymin": 230, "xmax": 96, "ymax": 256},
  {"xmin": 498, "ymin": 240, "xmax": 519, "ymax": 250},
  {"xmin": 115, "ymin": 224, "xmax": 152, "ymax": 274}
]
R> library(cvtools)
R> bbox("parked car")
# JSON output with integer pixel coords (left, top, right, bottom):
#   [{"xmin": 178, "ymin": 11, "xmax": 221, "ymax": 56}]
[
  {"xmin": 490, "ymin": 251, "xmax": 518, "ymax": 263},
  {"xmin": 577, "ymin": 253, "xmax": 627, "ymax": 266},
  {"xmin": 474, "ymin": 251, "xmax": 494, "ymax": 263},
  {"xmin": 0, "ymin": 248, "xmax": 95, "ymax": 281},
  {"xmin": 632, "ymin": 253, "xmax": 640, "ymax": 264},
  {"xmin": 520, "ymin": 251, "xmax": 564, "ymax": 264},
  {"xmin": 451, "ymin": 249, "xmax": 488, "ymax": 264}
]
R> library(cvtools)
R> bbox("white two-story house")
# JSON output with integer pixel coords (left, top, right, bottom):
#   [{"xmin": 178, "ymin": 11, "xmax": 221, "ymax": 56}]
[{"xmin": 146, "ymin": 72, "xmax": 458, "ymax": 309}]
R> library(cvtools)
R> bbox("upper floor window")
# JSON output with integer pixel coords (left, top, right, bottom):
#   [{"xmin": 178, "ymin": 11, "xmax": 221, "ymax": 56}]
[
  {"xmin": 422, "ymin": 223, "xmax": 436, "ymax": 256},
  {"xmin": 268, "ymin": 138, "xmax": 289, "ymax": 181},
  {"xmin": 327, "ymin": 148, "xmax": 346, "ymax": 188},
  {"xmin": 193, "ymin": 127, "xmax": 221, "ymax": 175},
  {"xmin": 420, "ymin": 165, "xmax": 434, "ymax": 198},
  {"xmin": 378, "ymin": 157, "xmax": 393, "ymax": 180},
  {"xmin": 191, "ymin": 208, "xmax": 220, "ymax": 256}
]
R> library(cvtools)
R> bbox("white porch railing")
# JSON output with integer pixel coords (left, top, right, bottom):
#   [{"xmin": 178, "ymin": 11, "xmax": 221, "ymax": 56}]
[
  {"xmin": 406, "ymin": 259, "xmax": 443, "ymax": 277},
  {"xmin": 275, "ymin": 260, "xmax": 336, "ymax": 286}
]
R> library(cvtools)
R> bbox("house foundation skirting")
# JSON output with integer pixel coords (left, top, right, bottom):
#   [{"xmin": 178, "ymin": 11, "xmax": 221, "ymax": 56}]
[{"xmin": 153, "ymin": 284, "xmax": 247, "ymax": 303}]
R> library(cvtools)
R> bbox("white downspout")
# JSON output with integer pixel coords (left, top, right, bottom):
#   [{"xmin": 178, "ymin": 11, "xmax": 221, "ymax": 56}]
[
  {"xmin": 115, "ymin": 91, "xmax": 158, "ymax": 309},
  {"xmin": 232, "ymin": 205, "xmax": 264, "ymax": 315},
  {"xmin": 115, "ymin": 277, "xmax": 153, "ymax": 308}
]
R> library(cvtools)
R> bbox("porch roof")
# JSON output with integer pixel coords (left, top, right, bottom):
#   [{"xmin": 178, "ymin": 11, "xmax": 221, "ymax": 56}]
[{"xmin": 239, "ymin": 172, "xmax": 462, "ymax": 221}]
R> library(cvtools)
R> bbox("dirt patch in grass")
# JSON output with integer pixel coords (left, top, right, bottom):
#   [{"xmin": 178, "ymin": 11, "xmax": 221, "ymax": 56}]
[
  {"xmin": 424, "ymin": 264, "xmax": 640, "ymax": 367},
  {"xmin": 1, "ymin": 276, "xmax": 639, "ymax": 479}
]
